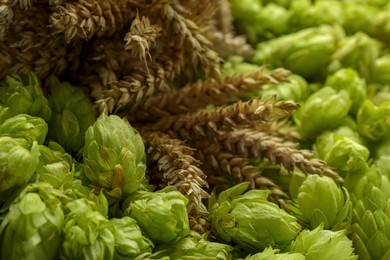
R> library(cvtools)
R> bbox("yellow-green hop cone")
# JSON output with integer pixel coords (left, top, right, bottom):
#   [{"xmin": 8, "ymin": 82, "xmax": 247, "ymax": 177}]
[
  {"xmin": 314, "ymin": 130, "xmax": 369, "ymax": 176},
  {"xmin": 0, "ymin": 182, "xmax": 65, "ymax": 260},
  {"xmin": 289, "ymin": 225, "xmax": 358, "ymax": 260},
  {"xmin": 82, "ymin": 113, "xmax": 147, "ymax": 203},
  {"xmin": 143, "ymin": 230, "xmax": 233, "ymax": 260},
  {"xmin": 374, "ymin": 10, "xmax": 390, "ymax": 43},
  {"xmin": 61, "ymin": 198, "xmax": 116, "ymax": 260},
  {"xmin": 261, "ymin": 74, "xmax": 310, "ymax": 102},
  {"xmin": 110, "ymin": 216, "xmax": 154, "ymax": 260},
  {"xmin": 123, "ymin": 187, "xmax": 190, "ymax": 244},
  {"xmin": 34, "ymin": 143, "xmax": 75, "ymax": 190},
  {"xmin": 209, "ymin": 182, "xmax": 301, "ymax": 252},
  {"xmin": 328, "ymin": 32, "xmax": 381, "ymax": 80},
  {"xmin": 0, "ymin": 114, "xmax": 48, "ymax": 145},
  {"xmin": 325, "ymin": 68, "xmax": 366, "ymax": 116},
  {"xmin": 372, "ymin": 54, "xmax": 390, "ymax": 85},
  {"xmin": 356, "ymin": 99, "xmax": 390, "ymax": 141},
  {"xmin": 46, "ymin": 76, "xmax": 96, "ymax": 153},
  {"xmin": 0, "ymin": 72, "xmax": 51, "ymax": 121},
  {"xmin": 244, "ymin": 246, "xmax": 305, "ymax": 260},
  {"xmin": 296, "ymin": 175, "xmax": 352, "ymax": 230},
  {"xmin": 294, "ymin": 86, "xmax": 352, "ymax": 138},
  {"xmin": 252, "ymin": 25, "xmax": 344, "ymax": 79},
  {"xmin": 0, "ymin": 137, "xmax": 40, "ymax": 199}
]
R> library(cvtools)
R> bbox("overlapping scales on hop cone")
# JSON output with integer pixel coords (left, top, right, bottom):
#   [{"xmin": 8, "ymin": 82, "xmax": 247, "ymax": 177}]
[
  {"xmin": 122, "ymin": 187, "xmax": 190, "ymax": 245},
  {"xmin": 0, "ymin": 182, "xmax": 65, "ymax": 260},
  {"xmin": 243, "ymin": 246, "xmax": 305, "ymax": 260},
  {"xmin": 292, "ymin": 174, "xmax": 352, "ymax": 230},
  {"xmin": 0, "ymin": 72, "xmax": 51, "ymax": 122},
  {"xmin": 61, "ymin": 197, "xmax": 116, "ymax": 260},
  {"xmin": 46, "ymin": 75, "xmax": 96, "ymax": 154},
  {"xmin": 82, "ymin": 113, "xmax": 148, "ymax": 204},
  {"xmin": 109, "ymin": 216, "xmax": 154, "ymax": 260},
  {"xmin": 138, "ymin": 230, "xmax": 234, "ymax": 260},
  {"xmin": 208, "ymin": 182, "xmax": 301, "ymax": 253}
]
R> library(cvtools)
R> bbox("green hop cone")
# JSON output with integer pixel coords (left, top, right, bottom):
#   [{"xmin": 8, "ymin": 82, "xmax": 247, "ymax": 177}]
[
  {"xmin": 289, "ymin": 225, "xmax": 358, "ymax": 260},
  {"xmin": 123, "ymin": 187, "xmax": 190, "ymax": 244},
  {"xmin": 110, "ymin": 216, "xmax": 154, "ymax": 260},
  {"xmin": 288, "ymin": 0, "xmax": 344, "ymax": 32},
  {"xmin": 61, "ymin": 198, "xmax": 116, "ymax": 260},
  {"xmin": 296, "ymin": 175, "xmax": 352, "ymax": 230},
  {"xmin": 294, "ymin": 86, "xmax": 352, "ymax": 138},
  {"xmin": 261, "ymin": 74, "xmax": 310, "ymax": 103},
  {"xmin": 34, "ymin": 142, "xmax": 75, "ymax": 190},
  {"xmin": 0, "ymin": 137, "xmax": 40, "ymax": 199},
  {"xmin": 46, "ymin": 76, "xmax": 96, "ymax": 153},
  {"xmin": 244, "ymin": 246, "xmax": 305, "ymax": 260},
  {"xmin": 252, "ymin": 25, "xmax": 344, "ymax": 79},
  {"xmin": 342, "ymin": 4, "xmax": 378, "ymax": 35},
  {"xmin": 0, "ymin": 114, "xmax": 48, "ymax": 145},
  {"xmin": 374, "ymin": 10, "xmax": 390, "ymax": 43},
  {"xmin": 372, "ymin": 54, "xmax": 390, "ymax": 85},
  {"xmin": 328, "ymin": 32, "xmax": 381, "ymax": 80},
  {"xmin": 314, "ymin": 130, "xmax": 369, "ymax": 176},
  {"xmin": 209, "ymin": 182, "xmax": 301, "ymax": 252},
  {"xmin": 325, "ymin": 68, "xmax": 366, "ymax": 115},
  {"xmin": 82, "ymin": 113, "xmax": 147, "ymax": 203},
  {"xmin": 0, "ymin": 72, "xmax": 51, "ymax": 121},
  {"xmin": 356, "ymin": 99, "xmax": 390, "ymax": 141},
  {"xmin": 144, "ymin": 230, "xmax": 233, "ymax": 260},
  {"xmin": 0, "ymin": 182, "xmax": 65, "ymax": 260}
]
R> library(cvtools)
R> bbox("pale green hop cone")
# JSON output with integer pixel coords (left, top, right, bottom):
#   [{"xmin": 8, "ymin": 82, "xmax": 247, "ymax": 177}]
[
  {"xmin": 46, "ymin": 76, "xmax": 96, "ymax": 153},
  {"xmin": 110, "ymin": 216, "xmax": 154, "ymax": 259},
  {"xmin": 0, "ymin": 72, "xmax": 51, "ymax": 121},
  {"xmin": 209, "ymin": 182, "xmax": 301, "ymax": 252},
  {"xmin": 61, "ymin": 198, "xmax": 116, "ymax": 260},
  {"xmin": 0, "ymin": 182, "xmax": 65, "ymax": 260},
  {"xmin": 123, "ymin": 187, "xmax": 190, "ymax": 244},
  {"xmin": 82, "ymin": 113, "xmax": 147, "ymax": 202},
  {"xmin": 289, "ymin": 225, "xmax": 358, "ymax": 260},
  {"xmin": 244, "ymin": 246, "xmax": 305, "ymax": 260},
  {"xmin": 296, "ymin": 175, "xmax": 352, "ymax": 230}
]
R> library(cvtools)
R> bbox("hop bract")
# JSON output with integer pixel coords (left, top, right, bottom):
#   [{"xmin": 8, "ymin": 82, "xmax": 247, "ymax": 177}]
[
  {"xmin": 357, "ymin": 99, "xmax": 390, "ymax": 141},
  {"xmin": 209, "ymin": 182, "xmax": 301, "ymax": 252},
  {"xmin": 110, "ymin": 216, "xmax": 154, "ymax": 259},
  {"xmin": 296, "ymin": 175, "xmax": 352, "ymax": 229},
  {"xmin": 289, "ymin": 225, "xmax": 358, "ymax": 260},
  {"xmin": 61, "ymin": 198, "xmax": 116, "ymax": 260},
  {"xmin": 0, "ymin": 72, "xmax": 51, "ymax": 121},
  {"xmin": 46, "ymin": 76, "xmax": 96, "ymax": 153},
  {"xmin": 82, "ymin": 113, "xmax": 147, "ymax": 203},
  {"xmin": 123, "ymin": 187, "xmax": 190, "ymax": 244},
  {"xmin": 0, "ymin": 182, "xmax": 65, "ymax": 260}
]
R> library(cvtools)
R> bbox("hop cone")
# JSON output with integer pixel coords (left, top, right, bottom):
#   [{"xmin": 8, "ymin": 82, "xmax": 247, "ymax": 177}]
[
  {"xmin": 245, "ymin": 246, "xmax": 305, "ymax": 260},
  {"xmin": 46, "ymin": 76, "xmax": 96, "ymax": 153},
  {"xmin": 0, "ymin": 72, "xmax": 51, "ymax": 122},
  {"xmin": 296, "ymin": 175, "xmax": 352, "ymax": 230},
  {"xmin": 123, "ymin": 187, "xmax": 190, "ymax": 244},
  {"xmin": 294, "ymin": 86, "xmax": 352, "ymax": 138},
  {"xmin": 289, "ymin": 225, "xmax": 358, "ymax": 260},
  {"xmin": 0, "ymin": 182, "xmax": 65, "ymax": 260},
  {"xmin": 110, "ymin": 216, "xmax": 154, "ymax": 259},
  {"xmin": 144, "ymin": 230, "xmax": 233, "ymax": 260},
  {"xmin": 61, "ymin": 198, "xmax": 116, "ymax": 260},
  {"xmin": 0, "ymin": 114, "xmax": 48, "ymax": 145},
  {"xmin": 0, "ymin": 137, "xmax": 40, "ymax": 200},
  {"xmin": 82, "ymin": 113, "xmax": 147, "ymax": 202},
  {"xmin": 252, "ymin": 25, "xmax": 344, "ymax": 79},
  {"xmin": 34, "ymin": 142, "xmax": 75, "ymax": 190},
  {"xmin": 209, "ymin": 182, "xmax": 301, "ymax": 252}
]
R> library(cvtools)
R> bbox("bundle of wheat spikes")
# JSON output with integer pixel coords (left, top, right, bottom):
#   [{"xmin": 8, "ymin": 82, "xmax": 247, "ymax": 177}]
[{"xmin": 0, "ymin": 0, "xmax": 341, "ymax": 233}]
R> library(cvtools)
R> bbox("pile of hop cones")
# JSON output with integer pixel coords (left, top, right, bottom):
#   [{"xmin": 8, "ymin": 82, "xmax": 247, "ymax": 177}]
[{"xmin": 0, "ymin": 0, "xmax": 340, "ymax": 233}]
